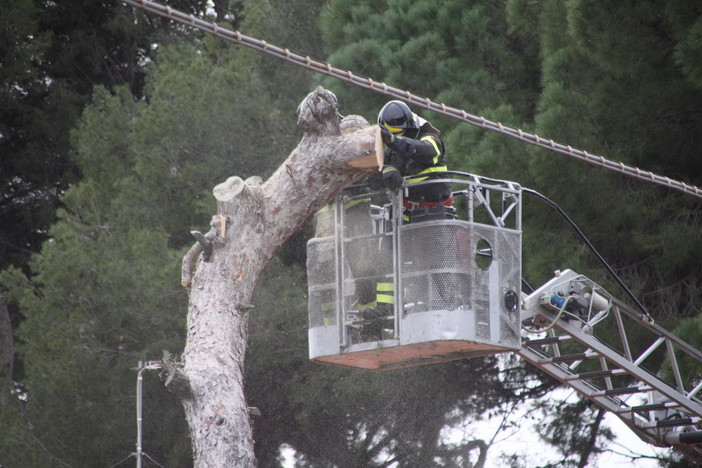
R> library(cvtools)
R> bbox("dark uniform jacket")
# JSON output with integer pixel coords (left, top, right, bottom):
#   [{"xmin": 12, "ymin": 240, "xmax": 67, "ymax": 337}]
[{"xmin": 385, "ymin": 117, "xmax": 450, "ymax": 203}]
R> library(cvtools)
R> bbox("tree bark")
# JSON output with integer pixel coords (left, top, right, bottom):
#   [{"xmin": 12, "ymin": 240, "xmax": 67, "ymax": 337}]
[{"xmin": 179, "ymin": 86, "xmax": 378, "ymax": 466}]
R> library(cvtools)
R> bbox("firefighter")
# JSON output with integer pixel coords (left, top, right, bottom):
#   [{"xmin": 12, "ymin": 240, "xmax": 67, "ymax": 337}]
[
  {"xmin": 375, "ymin": 100, "xmax": 453, "ymax": 221},
  {"xmin": 360, "ymin": 101, "xmax": 455, "ymax": 340}
]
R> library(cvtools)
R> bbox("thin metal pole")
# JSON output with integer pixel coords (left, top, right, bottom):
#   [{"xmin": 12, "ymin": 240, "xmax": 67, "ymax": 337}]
[
  {"xmin": 136, "ymin": 362, "xmax": 144, "ymax": 468},
  {"xmin": 132, "ymin": 361, "xmax": 162, "ymax": 468}
]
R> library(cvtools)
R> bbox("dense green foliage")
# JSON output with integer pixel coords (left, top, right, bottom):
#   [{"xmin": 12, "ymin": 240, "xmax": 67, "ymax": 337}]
[
  {"xmin": 0, "ymin": 0, "xmax": 225, "ymax": 272},
  {"xmin": 0, "ymin": 4, "xmax": 299, "ymax": 463},
  {"xmin": 2, "ymin": 0, "xmax": 702, "ymax": 467}
]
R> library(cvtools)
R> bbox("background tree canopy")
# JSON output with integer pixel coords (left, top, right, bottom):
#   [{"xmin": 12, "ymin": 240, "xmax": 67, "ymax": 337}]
[{"xmin": 1, "ymin": 0, "xmax": 701, "ymax": 467}]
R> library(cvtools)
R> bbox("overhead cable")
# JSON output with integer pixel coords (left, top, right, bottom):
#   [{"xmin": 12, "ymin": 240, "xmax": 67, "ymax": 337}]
[{"xmin": 119, "ymin": 0, "xmax": 702, "ymax": 200}]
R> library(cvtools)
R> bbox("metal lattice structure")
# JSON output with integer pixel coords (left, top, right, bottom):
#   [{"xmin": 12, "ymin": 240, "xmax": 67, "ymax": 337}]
[{"xmin": 520, "ymin": 269, "xmax": 702, "ymax": 463}]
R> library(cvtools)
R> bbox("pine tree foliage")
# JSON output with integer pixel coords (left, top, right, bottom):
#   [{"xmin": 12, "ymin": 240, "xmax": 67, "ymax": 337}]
[
  {"xmin": 509, "ymin": 1, "xmax": 702, "ymax": 464},
  {"xmin": 0, "ymin": 84, "xmax": 190, "ymax": 466},
  {"xmin": 318, "ymin": 0, "xmax": 702, "ymax": 465},
  {"xmin": 512, "ymin": 0, "xmax": 702, "ymax": 322},
  {"xmin": 0, "ymin": 0, "xmax": 218, "ymax": 272},
  {"xmin": 0, "ymin": 25, "xmax": 297, "ymax": 464}
]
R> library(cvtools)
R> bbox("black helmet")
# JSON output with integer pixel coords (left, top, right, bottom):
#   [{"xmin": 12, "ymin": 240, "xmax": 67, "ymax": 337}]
[{"xmin": 378, "ymin": 100, "xmax": 419, "ymax": 138}]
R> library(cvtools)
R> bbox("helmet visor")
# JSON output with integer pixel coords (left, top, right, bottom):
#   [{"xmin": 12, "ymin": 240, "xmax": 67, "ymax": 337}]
[{"xmin": 383, "ymin": 123, "xmax": 406, "ymax": 135}]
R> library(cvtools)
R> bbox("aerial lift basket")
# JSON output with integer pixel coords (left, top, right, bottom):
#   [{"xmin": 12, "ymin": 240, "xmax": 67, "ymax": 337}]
[{"xmin": 306, "ymin": 173, "xmax": 522, "ymax": 369}]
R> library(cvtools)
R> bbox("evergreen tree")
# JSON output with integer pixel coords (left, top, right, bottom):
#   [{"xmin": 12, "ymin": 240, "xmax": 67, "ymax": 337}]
[
  {"xmin": 508, "ymin": 0, "xmax": 702, "ymax": 464},
  {"xmin": 319, "ymin": 0, "xmax": 702, "ymax": 465},
  {"xmin": 0, "ymin": 84, "xmax": 191, "ymax": 466},
  {"xmin": 0, "ymin": 0, "xmax": 218, "ymax": 272},
  {"xmin": 0, "ymin": 0, "xmax": 77, "ymax": 272},
  {"xmin": 0, "ymin": 19, "xmax": 296, "ymax": 462},
  {"xmin": 0, "ymin": 5, "xmax": 234, "ymax": 444}
]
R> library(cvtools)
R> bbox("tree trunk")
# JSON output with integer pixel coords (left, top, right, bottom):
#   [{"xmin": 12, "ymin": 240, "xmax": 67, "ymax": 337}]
[{"xmin": 178, "ymin": 87, "xmax": 378, "ymax": 466}]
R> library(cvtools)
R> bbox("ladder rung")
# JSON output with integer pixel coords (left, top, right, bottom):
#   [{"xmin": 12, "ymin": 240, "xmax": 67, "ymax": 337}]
[
  {"xmin": 659, "ymin": 418, "xmax": 695, "ymax": 428},
  {"xmin": 617, "ymin": 402, "xmax": 679, "ymax": 413},
  {"xmin": 524, "ymin": 335, "xmax": 573, "ymax": 346},
  {"xmin": 593, "ymin": 386, "xmax": 648, "ymax": 397},
  {"xmin": 542, "ymin": 352, "xmax": 599, "ymax": 363},
  {"xmin": 643, "ymin": 418, "xmax": 698, "ymax": 429},
  {"xmin": 565, "ymin": 369, "xmax": 626, "ymax": 380}
]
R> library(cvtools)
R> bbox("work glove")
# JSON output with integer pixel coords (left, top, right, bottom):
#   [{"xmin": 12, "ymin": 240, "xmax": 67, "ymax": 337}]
[
  {"xmin": 380, "ymin": 126, "xmax": 395, "ymax": 146},
  {"xmin": 381, "ymin": 126, "xmax": 412, "ymax": 156},
  {"xmin": 382, "ymin": 165, "xmax": 403, "ymax": 190},
  {"xmin": 367, "ymin": 172, "xmax": 385, "ymax": 190}
]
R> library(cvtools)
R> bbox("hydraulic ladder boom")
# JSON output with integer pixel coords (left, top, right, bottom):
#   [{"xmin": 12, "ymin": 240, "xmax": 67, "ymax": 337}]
[{"xmin": 519, "ymin": 269, "xmax": 702, "ymax": 464}]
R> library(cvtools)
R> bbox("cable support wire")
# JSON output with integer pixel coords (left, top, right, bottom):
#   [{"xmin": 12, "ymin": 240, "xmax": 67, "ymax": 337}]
[{"xmin": 120, "ymin": 0, "xmax": 702, "ymax": 200}]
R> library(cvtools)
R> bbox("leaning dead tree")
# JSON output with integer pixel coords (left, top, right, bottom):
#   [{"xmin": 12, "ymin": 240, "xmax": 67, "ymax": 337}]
[{"xmin": 176, "ymin": 86, "xmax": 379, "ymax": 467}]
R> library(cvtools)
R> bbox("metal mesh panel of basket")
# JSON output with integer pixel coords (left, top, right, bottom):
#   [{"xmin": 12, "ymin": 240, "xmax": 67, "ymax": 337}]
[
  {"xmin": 307, "ymin": 237, "xmax": 336, "ymax": 286},
  {"xmin": 497, "ymin": 230, "xmax": 521, "ymax": 346},
  {"xmin": 473, "ymin": 226, "xmax": 497, "ymax": 341},
  {"xmin": 401, "ymin": 223, "xmax": 474, "ymax": 312},
  {"xmin": 471, "ymin": 225, "xmax": 522, "ymax": 346},
  {"xmin": 473, "ymin": 264, "xmax": 491, "ymax": 341},
  {"xmin": 400, "ymin": 223, "xmax": 469, "ymax": 273},
  {"xmin": 306, "ymin": 237, "xmax": 337, "ymax": 327},
  {"xmin": 308, "ymin": 288, "xmax": 336, "ymax": 328}
]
